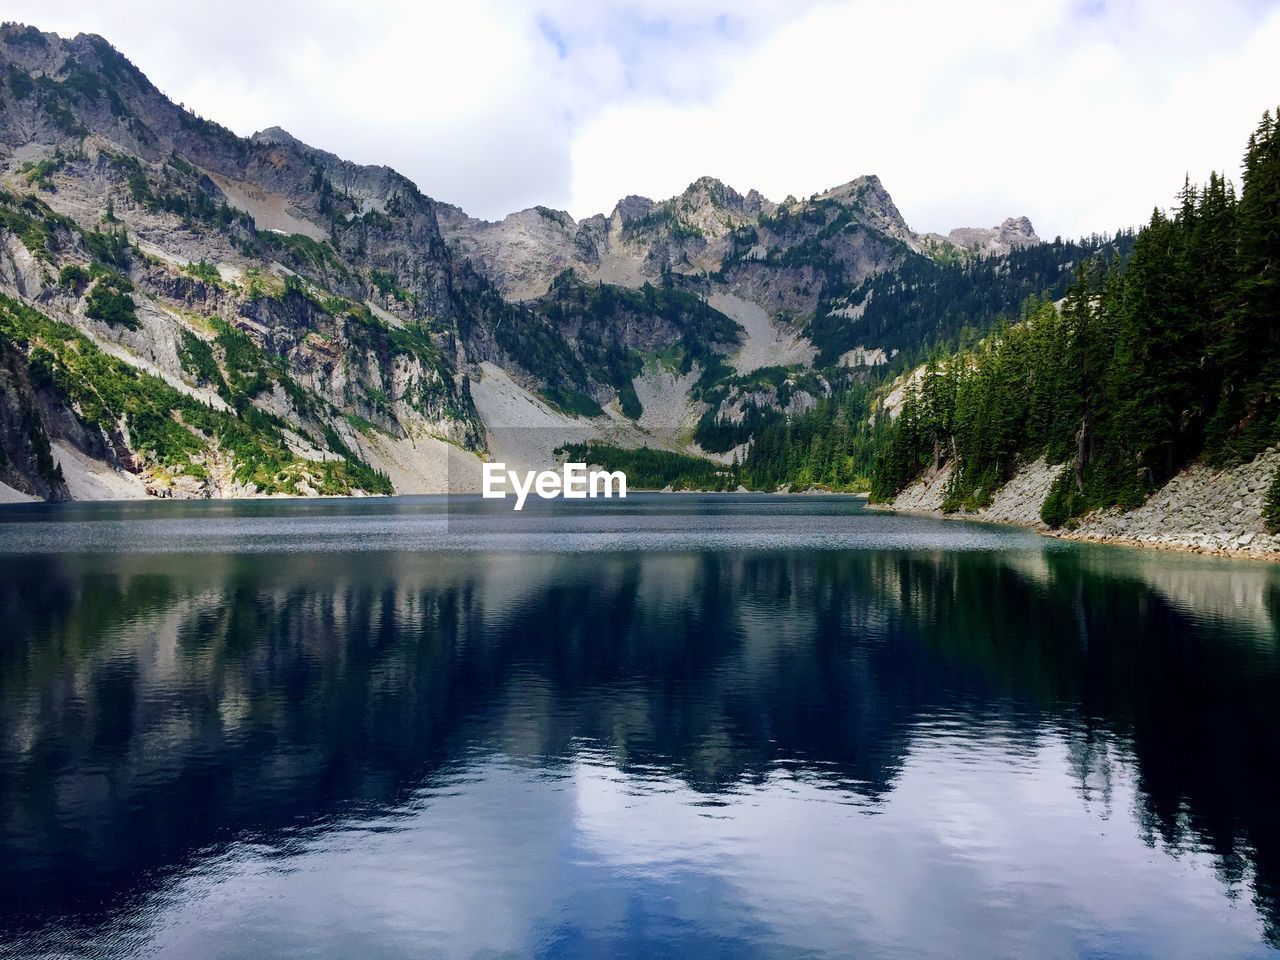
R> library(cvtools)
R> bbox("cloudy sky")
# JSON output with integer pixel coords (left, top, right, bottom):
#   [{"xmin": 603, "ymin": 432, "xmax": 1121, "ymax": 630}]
[{"xmin": 9, "ymin": 0, "xmax": 1280, "ymax": 237}]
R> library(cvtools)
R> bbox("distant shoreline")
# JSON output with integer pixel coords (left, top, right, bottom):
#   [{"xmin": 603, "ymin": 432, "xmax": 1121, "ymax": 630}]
[
  {"xmin": 0, "ymin": 488, "xmax": 872, "ymax": 506},
  {"xmin": 874, "ymin": 501, "xmax": 1280, "ymax": 564}
]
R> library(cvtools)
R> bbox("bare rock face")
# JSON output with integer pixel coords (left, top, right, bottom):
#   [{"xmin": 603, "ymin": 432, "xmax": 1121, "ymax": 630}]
[
  {"xmin": 710, "ymin": 175, "xmax": 922, "ymax": 323},
  {"xmin": 944, "ymin": 216, "xmax": 1041, "ymax": 257},
  {"xmin": 438, "ymin": 203, "xmax": 594, "ymax": 301},
  {"xmin": 813, "ymin": 175, "xmax": 918, "ymax": 250},
  {"xmin": 996, "ymin": 216, "xmax": 1039, "ymax": 247},
  {"xmin": 436, "ymin": 178, "xmax": 770, "ymax": 301},
  {"xmin": 667, "ymin": 176, "xmax": 756, "ymax": 241},
  {"xmin": 611, "ymin": 195, "xmax": 658, "ymax": 225},
  {"xmin": 437, "ymin": 172, "xmax": 933, "ymax": 306},
  {"xmin": 742, "ymin": 189, "xmax": 775, "ymax": 219}
]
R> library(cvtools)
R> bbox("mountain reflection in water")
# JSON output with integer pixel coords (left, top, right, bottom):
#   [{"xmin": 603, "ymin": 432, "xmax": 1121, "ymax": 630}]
[{"xmin": 0, "ymin": 496, "xmax": 1278, "ymax": 959}]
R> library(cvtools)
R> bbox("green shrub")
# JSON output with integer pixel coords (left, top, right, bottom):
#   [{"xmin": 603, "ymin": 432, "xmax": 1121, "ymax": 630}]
[
  {"xmin": 1041, "ymin": 469, "xmax": 1085, "ymax": 529},
  {"xmin": 178, "ymin": 328, "xmax": 228, "ymax": 395},
  {"xmin": 85, "ymin": 273, "xmax": 138, "ymax": 328},
  {"xmin": 82, "ymin": 227, "xmax": 131, "ymax": 268},
  {"xmin": 58, "ymin": 264, "xmax": 89, "ymax": 292},
  {"xmin": 183, "ymin": 259, "xmax": 221, "ymax": 285},
  {"xmin": 618, "ymin": 381, "xmax": 643, "ymax": 419},
  {"xmin": 0, "ymin": 200, "xmax": 54, "ymax": 259},
  {"xmin": 20, "ymin": 152, "xmax": 67, "ymax": 191},
  {"xmin": 1264, "ymin": 469, "xmax": 1280, "ymax": 535},
  {"xmin": 212, "ymin": 320, "xmax": 270, "ymax": 397},
  {"xmin": 540, "ymin": 385, "xmax": 602, "ymax": 418}
]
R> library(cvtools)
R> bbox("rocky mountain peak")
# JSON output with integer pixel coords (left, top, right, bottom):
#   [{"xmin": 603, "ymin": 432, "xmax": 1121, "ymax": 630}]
[
  {"xmin": 250, "ymin": 126, "xmax": 305, "ymax": 148},
  {"xmin": 670, "ymin": 176, "xmax": 754, "ymax": 240},
  {"xmin": 1, "ymin": 26, "xmax": 160, "ymax": 114},
  {"xmin": 996, "ymin": 216, "xmax": 1038, "ymax": 245},
  {"xmin": 611, "ymin": 194, "xmax": 658, "ymax": 225},
  {"xmin": 817, "ymin": 173, "xmax": 886, "ymax": 202},
  {"xmin": 1, "ymin": 25, "xmax": 140, "ymax": 99},
  {"xmin": 679, "ymin": 176, "xmax": 739, "ymax": 206},
  {"xmin": 946, "ymin": 217, "xmax": 1040, "ymax": 256},
  {"xmin": 813, "ymin": 174, "xmax": 914, "ymax": 245},
  {"xmin": 1, "ymin": 23, "xmax": 72, "ymax": 72},
  {"xmin": 742, "ymin": 188, "xmax": 775, "ymax": 218},
  {"xmin": 0, "ymin": 21, "xmax": 1068, "ymax": 508}
]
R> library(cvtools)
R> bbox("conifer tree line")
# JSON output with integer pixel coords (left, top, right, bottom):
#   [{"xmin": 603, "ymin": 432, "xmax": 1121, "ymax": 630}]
[
  {"xmin": 735, "ymin": 381, "xmax": 883, "ymax": 491},
  {"xmin": 744, "ymin": 108, "xmax": 1280, "ymax": 529},
  {"xmin": 806, "ymin": 229, "xmax": 1134, "ymax": 369}
]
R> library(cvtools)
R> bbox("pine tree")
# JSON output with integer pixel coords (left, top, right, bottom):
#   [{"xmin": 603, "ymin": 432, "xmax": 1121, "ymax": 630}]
[{"xmin": 1208, "ymin": 108, "xmax": 1280, "ymax": 462}]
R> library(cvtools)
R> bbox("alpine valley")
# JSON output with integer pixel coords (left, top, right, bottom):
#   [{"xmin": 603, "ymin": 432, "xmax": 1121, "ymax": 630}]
[{"xmin": 2, "ymin": 23, "xmax": 1279, "ymax": 562}]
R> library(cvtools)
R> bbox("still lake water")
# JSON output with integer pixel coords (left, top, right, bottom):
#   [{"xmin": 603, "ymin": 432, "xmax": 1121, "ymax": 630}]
[{"xmin": 1, "ymin": 494, "xmax": 1279, "ymax": 959}]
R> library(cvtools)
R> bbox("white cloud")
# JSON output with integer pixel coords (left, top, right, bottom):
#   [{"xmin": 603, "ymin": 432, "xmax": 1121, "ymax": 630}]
[
  {"xmin": 5, "ymin": 0, "xmax": 1279, "ymax": 235},
  {"xmin": 567, "ymin": 0, "xmax": 1280, "ymax": 237}
]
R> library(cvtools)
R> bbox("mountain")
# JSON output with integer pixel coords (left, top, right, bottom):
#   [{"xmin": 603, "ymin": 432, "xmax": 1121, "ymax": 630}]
[
  {"xmin": 440, "ymin": 172, "xmax": 992, "ymax": 311},
  {"xmin": 0, "ymin": 23, "xmax": 1050, "ymax": 501},
  {"xmin": 921, "ymin": 216, "xmax": 1041, "ymax": 258},
  {"xmin": 731, "ymin": 106, "xmax": 1280, "ymax": 559}
]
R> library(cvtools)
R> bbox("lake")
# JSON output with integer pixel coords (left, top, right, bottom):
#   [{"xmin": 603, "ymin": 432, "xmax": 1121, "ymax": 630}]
[{"xmin": 1, "ymin": 494, "xmax": 1278, "ymax": 959}]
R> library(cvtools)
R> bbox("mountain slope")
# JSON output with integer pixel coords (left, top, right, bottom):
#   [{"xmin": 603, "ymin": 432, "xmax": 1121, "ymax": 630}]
[
  {"xmin": 0, "ymin": 22, "xmax": 1049, "ymax": 501},
  {"xmin": 736, "ymin": 111, "xmax": 1280, "ymax": 558}
]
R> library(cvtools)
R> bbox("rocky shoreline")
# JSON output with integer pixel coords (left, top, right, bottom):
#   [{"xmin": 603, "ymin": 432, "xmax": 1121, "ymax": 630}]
[{"xmin": 886, "ymin": 451, "xmax": 1280, "ymax": 562}]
